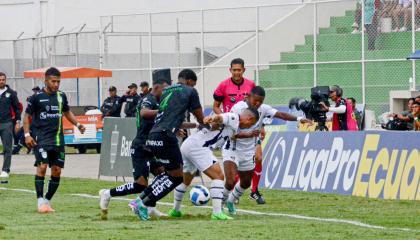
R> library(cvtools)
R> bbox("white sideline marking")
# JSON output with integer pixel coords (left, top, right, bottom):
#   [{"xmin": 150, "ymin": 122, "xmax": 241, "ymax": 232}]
[{"xmin": 1, "ymin": 187, "xmax": 418, "ymax": 233}]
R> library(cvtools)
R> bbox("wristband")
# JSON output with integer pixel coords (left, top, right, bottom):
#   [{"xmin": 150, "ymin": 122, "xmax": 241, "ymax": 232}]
[
  {"xmin": 297, "ymin": 116, "xmax": 303, "ymax": 122},
  {"xmin": 24, "ymin": 133, "xmax": 31, "ymax": 138}
]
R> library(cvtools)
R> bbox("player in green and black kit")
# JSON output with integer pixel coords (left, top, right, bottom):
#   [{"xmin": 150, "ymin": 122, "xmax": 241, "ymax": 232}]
[
  {"xmin": 24, "ymin": 67, "xmax": 86, "ymax": 213},
  {"xmin": 98, "ymin": 78, "xmax": 168, "ymax": 219},
  {"xmin": 132, "ymin": 69, "xmax": 205, "ymax": 221}
]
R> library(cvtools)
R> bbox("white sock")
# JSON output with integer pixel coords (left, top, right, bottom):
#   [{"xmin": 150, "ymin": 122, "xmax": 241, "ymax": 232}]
[
  {"xmin": 210, "ymin": 179, "xmax": 224, "ymax": 214},
  {"xmin": 37, "ymin": 198, "xmax": 44, "ymax": 207},
  {"xmin": 174, "ymin": 183, "xmax": 187, "ymax": 211},
  {"xmin": 223, "ymin": 187, "xmax": 231, "ymax": 203},
  {"xmin": 104, "ymin": 189, "xmax": 111, "ymax": 199},
  {"xmin": 228, "ymin": 182, "xmax": 245, "ymax": 203}
]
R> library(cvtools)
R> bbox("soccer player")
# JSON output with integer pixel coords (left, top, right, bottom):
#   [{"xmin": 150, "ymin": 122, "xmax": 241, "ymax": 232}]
[
  {"xmin": 223, "ymin": 86, "xmax": 310, "ymax": 214},
  {"xmin": 24, "ymin": 67, "xmax": 86, "ymax": 213},
  {"xmin": 168, "ymin": 108, "xmax": 259, "ymax": 220},
  {"xmin": 99, "ymin": 78, "xmax": 168, "ymax": 218},
  {"xmin": 132, "ymin": 69, "xmax": 205, "ymax": 221}
]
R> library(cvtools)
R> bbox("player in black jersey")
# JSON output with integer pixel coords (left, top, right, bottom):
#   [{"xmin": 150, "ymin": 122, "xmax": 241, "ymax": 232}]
[
  {"xmin": 132, "ymin": 69, "xmax": 205, "ymax": 221},
  {"xmin": 24, "ymin": 67, "xmax": 86, "ymax": 213},
  {"xmin": 98, "ymin": 79, "xmax": 168, "ymax": 219}
]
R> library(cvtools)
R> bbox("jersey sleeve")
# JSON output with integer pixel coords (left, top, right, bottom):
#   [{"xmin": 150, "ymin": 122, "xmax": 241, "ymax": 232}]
[
  {"xmin": 188, "ymin": 88, "xmax": 202, "ymax": 112},
  {"xmin": 222, "ymin": 112, "xmax": 240, "ymax": 130},
  {"xmin": 140, "ymin": 96, "xmax": 154, "ymax": 109},
  {"xmin": 25, "ymin": 94, "xmax": 37, "ymax": 115},
  {"xmin": 213, "ymin": 81, "xmax": 225, "ymax": 102},
  {"xmin": 62, "ymin": 92, "xmax": 70, "ymax": 112}
]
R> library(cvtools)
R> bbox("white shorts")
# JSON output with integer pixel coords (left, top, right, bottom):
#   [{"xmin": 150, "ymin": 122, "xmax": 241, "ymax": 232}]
[
  {"xmin": 222, "ymin": 149, "xmax": 255, "ymax": 172},
  {"xmin": 181, "ymin": 139, "xmax": 217, "ymax": 174}
]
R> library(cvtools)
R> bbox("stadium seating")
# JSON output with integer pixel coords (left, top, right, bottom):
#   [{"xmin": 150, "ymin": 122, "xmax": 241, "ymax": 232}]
[{"xmin": 260, "ymin": 9, "xmax": 420, "ymax": 115}]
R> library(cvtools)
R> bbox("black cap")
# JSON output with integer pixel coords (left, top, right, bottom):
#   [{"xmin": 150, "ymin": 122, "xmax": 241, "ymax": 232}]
[
  {"xmin": 152, "ymin": 68, "xmax": 171, "ymax": 85},
  {"xmin": 140, "ymin": 81, "xmax": 149, "ymax": 88},
  {"xmin": 109, "ymin": 86, "xmax": 117, "ymax": 91},
  {"xmin": 128, "ymin": 83, "xmax": 138, "ymax": 89},
  {"xmin": 32, "ymin": 86, "xmax": 41, "ymax": 91}
]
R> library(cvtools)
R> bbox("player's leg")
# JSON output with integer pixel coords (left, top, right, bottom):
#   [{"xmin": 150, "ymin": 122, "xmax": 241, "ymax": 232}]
[
  {"xmin": 135, "ymin": 132, "xmax": 184, "ymax": 220},
  {"xmin": 169, "ymin": 172, "xmax": 194, "ymax": 218},
  {"xmin": 203, "ymin": 164, "xmax": 232, "ymax": 220},
  {"xmin": 33, "ymin": 146, "xmax": 49, "ymax": 213},
  {"xmin": 226, "ymin": 169, "xmax": 253, "ymax": 215},
  {"xmin": 44, "ymin": 148, "xmax": 65, "ymax": 212},
  {"xmin": 222, "ymin": 150, "xmax": 239, "ymax": 203},
  {"xmin": 250, "ymin": 144, "xmax": 265, "ymax": 204},
  {"xmin": 100, "ymin": 147, "xmax": 148, "ymax": 214}
]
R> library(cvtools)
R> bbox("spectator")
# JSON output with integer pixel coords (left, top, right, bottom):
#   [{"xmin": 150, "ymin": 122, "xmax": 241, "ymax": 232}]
[
  {"xmin": 387, "ymin": 98, "xmax": 415, "ymax": 130},
  {"xmin": 365, "ymin": 0, "xmax": 382, "ymax": 50},
  {"xmin": 118, "ymin": 83, "xmax": 139, "ymax": 118},
  {"xmin": 412, "ymin": 101, "xmax": 420, "ymax": 130},
  {"xmin": 139, "ymin": 81, "xmax": 150, "ymax": 100},
  {"xmin": 213, "ymin": 58, "xmax": 255, "ymax": 113},
  {"xmin": 100, "ymin": 86, "xmax": 121, "ymax": 117},
  {"xmin": 320, "ymin": 85, "xmax": 358, "ymax": 131},
  {"xmin": 348, "ymin": 97, "xmax": 363, "ymax": 130},
  {"xmin": 352, "ymin": 1, "xmax": 362, "ymax": 34},
  {"xmin": 415, "ymin": 95, "xmax": 420, "ymax": 102},
  {"xmin": 392, "ymin": 0, "xmax": 412, "ymax": 32},
  {"xmin": 0, "ymin": 72, "xmax": 21, "ymax": 179}
]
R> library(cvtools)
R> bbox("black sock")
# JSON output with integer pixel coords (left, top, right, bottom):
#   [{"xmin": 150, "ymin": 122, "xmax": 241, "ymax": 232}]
[
  {"xmin": 45, "ymin": 176, "xmax": 60, "ymax": 200},
  {"xmin": 35, "ymin": 175, "xmax": 45, "ymax": 198},
  {"xmin": 110, "ymin": 182, "xmax": 147, "ymax": 197},
  {"xmin": 142, "ymin": 173, "xmax": 183, "ymax": 207}
]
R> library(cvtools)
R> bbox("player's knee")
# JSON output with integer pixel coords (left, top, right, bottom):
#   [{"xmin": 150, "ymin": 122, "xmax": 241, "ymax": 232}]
[
  {"xmin": 51, "ymin": 166, "xmax": 62, "ymax": 177},
  {"xmin": 240, "ymin": 178, "xmax": 252, "ymax": 189}
]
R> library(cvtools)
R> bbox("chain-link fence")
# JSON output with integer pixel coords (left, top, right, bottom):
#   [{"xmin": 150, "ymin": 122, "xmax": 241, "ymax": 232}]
[
  {"xmin": 0, "ymin": 31, "xmax": 99, "ymax": 108},
  {"xmin": 2, "ymin": 0, "xmax": 420, "ymax": 116}
]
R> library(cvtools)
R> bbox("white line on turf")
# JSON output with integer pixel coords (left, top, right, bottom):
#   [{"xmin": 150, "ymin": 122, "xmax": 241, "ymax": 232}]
[{"xmin": 1, "ymin": 187, "xmax": 418, "ymax": 233}]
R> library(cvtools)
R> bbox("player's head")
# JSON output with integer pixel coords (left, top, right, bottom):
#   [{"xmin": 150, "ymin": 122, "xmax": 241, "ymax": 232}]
[
  {"xmin": 44, "ymin": 67, "xmax": 61, "ymax": 92},
  {"xmin": 329, "ymin": 85, "xmax": 343, "ymax": 101},
  {"xmin": 108, "ymin": 86, "xmax": 117, "ymax": 97},
  {"xmin": 152, "ymin": 78, "xmax": 169, "ymax": 99},
  {"xmin": 178, "ymin": 69, "xmax": 197, "ymax": 87},
  {"xmin": 230, "ymin": 58, "xmax": 245, "ymax": 83},
  {"xmin": 239, "ymin": 107, "xmax": 260, "ymax": 128},
  {"xmin": 0, "ymin": 72, "xmax": 6, "ymax": 89},
  {"xmin": 248, "ymin": 86, "xmax": 265, "ymax": 109}
]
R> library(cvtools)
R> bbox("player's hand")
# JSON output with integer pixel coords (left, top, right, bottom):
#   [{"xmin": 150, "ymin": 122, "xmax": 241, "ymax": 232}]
[
  {"xmin": 251, "ymin": 129, "xmax": 260, "ymax": 137},
  {"xmin": 319, "ymin": 102, "xmax": 329, "ymax": 112},
  {"xmin": 176, "ymin": 130, "xmax": 186, "ymax": 138},
  {"xmin": 260, "ymin": 127, "xmax": 266, "ymax": 141},
  {"xmin": 14, "ymin": 122, "xmax": 20, "ymax": 135},
  {"xmin": 203, "ymin": 116, "xmax": 214, "ymax": 124},
  {"xmin": 25, "ymin": 136, "xmax": 37, "ymax": 149},
  {"xmin": 300, "ymin": 118, "xmax": 313, "ymax": 126},
  {"xmin": 78, "ymin": 124, "xmax": 86, "ymax": 134}
]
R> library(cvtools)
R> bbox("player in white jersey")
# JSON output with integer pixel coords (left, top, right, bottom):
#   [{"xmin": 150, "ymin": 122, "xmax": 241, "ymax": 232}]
[
  {"xmin": 223, "ymin": 86, "xmax": 311, "ymax": 215},
  {"xmin": 168, "ymin": 108, "xmax": 259, "ymax": 220}
]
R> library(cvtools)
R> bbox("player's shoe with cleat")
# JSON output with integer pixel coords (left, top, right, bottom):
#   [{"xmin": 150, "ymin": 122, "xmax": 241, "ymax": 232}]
[
  {"xmin": 148, "ymin": 207, "xmax": 167, "ymax": 217},
  {"xmin": 226, "ymin": 201, "xmax": 237, "ymax": 215},
  {"xmin": 99, "ymin": 189, "xmax": 111, "ymax": 210},
  {"xmin": 128, "ymin": 199, "xmax": 139, "ymax": 215},
  {"xmin": 37, "ymin": 203, "xmax": 49, "ymax": 213},
  {"xmin": 135, "ymin": 198, "xmax": 149, "ymax": 221},
  {"xmin": 45, "ymin": 202, "xmax": 55, "ymax": 213},
  {"xmin": 168, "ymin": 208, "xmax": 183, "ymax": 218},
  {"xmin": 250, "ymin": 190, "xmax": 266, "ymax": 204},
  {"xmin": 211, "ymin": 212, "xmax": 233, "ymax": 220}
]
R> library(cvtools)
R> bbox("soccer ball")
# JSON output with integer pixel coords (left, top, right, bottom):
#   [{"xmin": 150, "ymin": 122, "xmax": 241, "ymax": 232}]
[{"xmin": 189, "ymin": 185, "xmax": 210, "ymax": 206}]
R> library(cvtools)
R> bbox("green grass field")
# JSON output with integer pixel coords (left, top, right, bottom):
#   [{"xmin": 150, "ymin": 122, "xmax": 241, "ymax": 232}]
[{"xmin": 0, "ymin": 175, "xmax": 418, "ymax": 240}]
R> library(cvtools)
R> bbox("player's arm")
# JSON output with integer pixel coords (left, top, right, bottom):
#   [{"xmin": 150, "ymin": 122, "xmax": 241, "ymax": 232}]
[
  {"xmin": 140, "ymin": 109, "xmax": 158, "ymax": 119},
  {"xmin": 63, "ymin": 111, "xmax": 86, "ymax": 134},
  {"xmin": 274, "ymin": 111, "xmax": 311, "ymax": 124},
  {"xmin": 190, "ymin": 89, "xmax": 205, "ymax": 124},
  {"xmin": 23, "ymin": 113, "xmax": 36, "ymax": 148},
  {"xmin": 213, "ymin": 81, "xmax": 225, "ymax": 114},
  {"xmin": 179, "ymin": 122, "xmax": 199, "ymax": 129}
]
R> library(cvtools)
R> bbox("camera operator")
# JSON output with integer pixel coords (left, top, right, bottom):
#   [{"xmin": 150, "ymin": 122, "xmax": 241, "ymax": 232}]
[
  {"xmin": 412, "ymin": 101, "xmax": 420, "ymax": 131},
  {"xmin": 386, "ymin": 98, "xmax": 415, "ymax": 131},
  {"xmin": 320, "ymin": 85, "xmax": 357, "ymax": 131}
]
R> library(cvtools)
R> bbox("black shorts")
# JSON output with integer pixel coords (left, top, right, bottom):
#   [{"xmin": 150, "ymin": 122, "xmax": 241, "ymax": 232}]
[
  {"xmin": 146, "ymin": 131, "xmax": 183, "ymax": 171},
  {"xmin": 34, "ymin": 145, "xmax": 65, "ymax": 168},
  {"xmin": 131, "ymin": 146, "xmax": 162, "ymax": 180}
]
